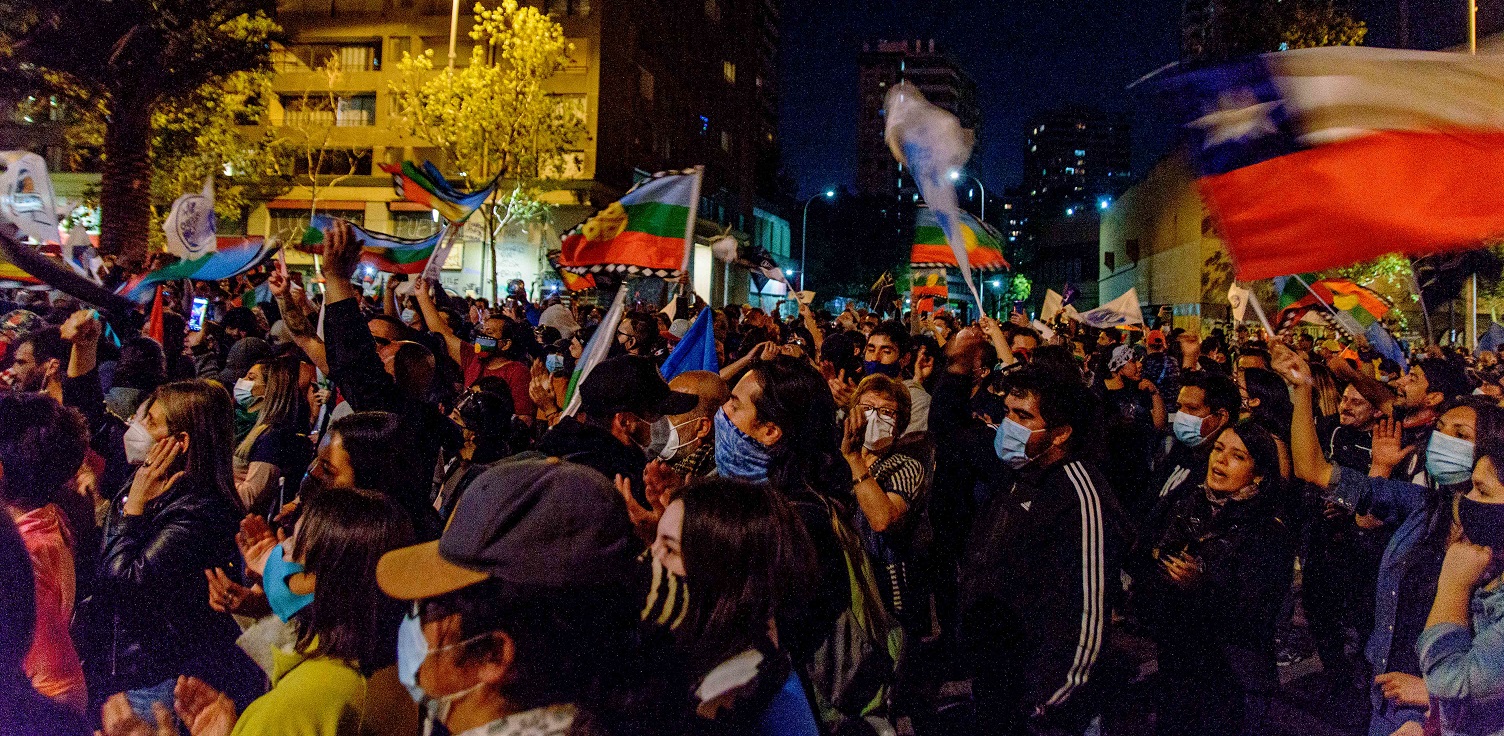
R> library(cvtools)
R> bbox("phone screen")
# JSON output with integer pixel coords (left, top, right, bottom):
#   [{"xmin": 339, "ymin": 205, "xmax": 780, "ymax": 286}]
[{"xmin": 188, "ymin": 297, "xmax": 209, "ymax": 332}]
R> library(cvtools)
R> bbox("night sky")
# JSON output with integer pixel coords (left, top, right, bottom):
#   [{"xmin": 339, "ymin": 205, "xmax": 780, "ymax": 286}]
[{"xmin": 777, "ymin": 0, "xmax": 1501, "ymax": 200}]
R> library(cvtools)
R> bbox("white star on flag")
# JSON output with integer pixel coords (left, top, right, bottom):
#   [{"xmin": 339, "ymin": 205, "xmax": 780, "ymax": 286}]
[{"xmin": 1190, "ymin": 89, "xmax": 1281, "ymax": 147}]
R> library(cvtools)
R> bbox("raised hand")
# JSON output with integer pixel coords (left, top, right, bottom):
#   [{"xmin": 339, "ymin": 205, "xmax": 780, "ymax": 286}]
[
  {"xmin": 59, "ymin": 309, "xmax": 101, "ymax": 345},
  {"xmin": 1369, "ymin": 418, "xmax": 1415, "ymax": 477},
  {"xmin": 267, "ymin": 258, "xmax": 291, "ymax": 299},
  {"xmin": 1437, "ymin": 538, "xmax": 1495, "ymax": 594},
  {"xmin": 318, "ymin": 218, "xmax": 362, "ymax": 283},
  {"xmin": 174, "ymin": 676, "xmax": 238, "ymax": 736},
  {"xmin": 841, "ymin": 408, "xmax": 867, "ymax": 459},
  {"xmin": 642, "ymin": 460, "xmax": 684, "ymax": 514},
  {"xmin": 828, "ymin": 369, "xmax": 856, "ymax": 407},
  {"xmin": 205, "ymin": 568, "xmax": 269, "ymax": 618},
  {"xmin": 235, "ymin": 514, "xmax": 280, "ymax": 579},
  {"xmin": 124, "ymin": 436, "xmax": 187, "ymax": 516},
  {"xmin": 614, "ymin": 474, "xmax": 659, "ymax": 545},
  {"xmin": 1271, "ymin": 342, "xmax": 1313, "ymax": 387},
  {"xmin": 100, "ymin": 692, "xmax": 175, "ymax": 736}
]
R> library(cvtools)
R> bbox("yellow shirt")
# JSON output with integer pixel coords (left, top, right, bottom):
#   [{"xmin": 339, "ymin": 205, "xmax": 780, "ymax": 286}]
[{"xmin": 231, "ymin": 646, "xmax": 418, "ymax": 736}]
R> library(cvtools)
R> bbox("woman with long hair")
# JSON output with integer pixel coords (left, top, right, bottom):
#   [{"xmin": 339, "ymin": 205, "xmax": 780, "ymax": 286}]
[
  {"xmin": 1276, "ymin": 343, "xmax": 1504, "ymax": 736},
  {"xmin": 299, "ymin": 411, "xmax": 442, "ymax": 541},
  {"xmin": 842, "ymin": 374, "xmax": 931, "ymax": 634},
  {"xmin": 1134, "ymin": 421, "xmax": 1295, "ymax": 736},
  {"xmin": 432, "ymin": 386, "xmax": 516, "ymax": 524},
  {"xmin": 101, "ymin": 487, "xmax": 420, "ymax": 736},
  {"xmin": 651, "ymin": 477, "xmax": 821, "ymax": 734},
  {"xmin": 233, "ymin": 357, "xmax": 312, "ymax": 516},
  {"xmin": 76, "ymin": 380, "xmax": 256, "ymax": 715}
]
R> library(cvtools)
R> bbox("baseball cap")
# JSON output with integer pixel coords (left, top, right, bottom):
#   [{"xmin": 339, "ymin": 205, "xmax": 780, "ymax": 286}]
[
  {"xmin": 578, "ymin": 355, "xmax": 698, "ymax": 418},
  {"xmin": 377, "ymin": 457, "xmax": 639, "ymax": 601},
  {"xmin": 1108, "ymin": 344, "xmax": 1137, "ymax": 373},
  {"xmin": 1146, "ymin": 329, "xmax": 1166, "ymax": 347}
]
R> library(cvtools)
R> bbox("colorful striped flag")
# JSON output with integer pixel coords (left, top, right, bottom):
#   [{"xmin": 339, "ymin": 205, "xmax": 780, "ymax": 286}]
[
  {"xmin": 380, "ymin": 161, "xmax": 497, "ymax": 223},
  {"xmin": 0, "ymin": 258, "xmax": 40, "ymax": 285},
  {"xmin": 301, "ymin": 215, "xmax": 447, "ymax": 275},
  {"xmin": 117, "ymin": 237, "xmax": 279, "ymax": 303},
  {"xmin": 559, "ymin": 168, "xmax": 702, "ymax": 277},
  {"xmin": 912, "ymin": 269, "xmax": 948, "ymax": 299},
  {"xmin": 910, "ymin": 207, "xmax": 1010, "ymax": 272},
  {"xmin": 1273, "ymin": 277, "xmax": 1390, "ymax": 335},
  {"xmin": 547, "ymin": 251, "xmax": 596, "ymax": 291},
  {"xmin": 562, "ymin": 282, "xmax": 629, "ymax": 417}
]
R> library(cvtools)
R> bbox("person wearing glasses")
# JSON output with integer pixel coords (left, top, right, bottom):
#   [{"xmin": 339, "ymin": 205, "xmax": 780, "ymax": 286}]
[{"xmin": 842, "ymin": 374, "xmax": 932, "ymax": 634}]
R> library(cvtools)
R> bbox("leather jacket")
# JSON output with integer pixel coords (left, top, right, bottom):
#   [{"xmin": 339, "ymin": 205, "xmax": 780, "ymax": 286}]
[{"xmin": 74, "ymin": 477, "xmax": 243, "ymax": 694}]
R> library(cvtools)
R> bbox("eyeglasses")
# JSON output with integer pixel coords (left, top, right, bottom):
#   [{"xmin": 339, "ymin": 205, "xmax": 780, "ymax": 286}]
[{"xmin": 857, "ymin": 403, "xmax": 898, "ymax": 420}]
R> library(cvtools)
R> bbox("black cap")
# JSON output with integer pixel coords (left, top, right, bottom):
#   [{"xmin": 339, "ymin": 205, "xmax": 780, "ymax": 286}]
[
  {"xmin": 377, "ymin": 457, "xmax": 639, "ymax": 600},
  {"xmin": 578, "ymin": 355, "xmax": 698, "ymax": 418}
]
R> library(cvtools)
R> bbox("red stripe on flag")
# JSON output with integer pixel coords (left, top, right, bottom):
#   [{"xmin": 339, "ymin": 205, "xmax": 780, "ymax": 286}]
[
  {"xmin": 1201, "ymin": 128, "xmax": 1504, "ymax": 281},
  {"xmin": 560, "ymin": 230, "xmax": 684, "ymax": 272}
]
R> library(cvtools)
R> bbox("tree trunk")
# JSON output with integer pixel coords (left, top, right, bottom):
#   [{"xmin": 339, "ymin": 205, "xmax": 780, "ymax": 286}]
[{"xmin": 99, "ymin": 98, "xmax": 154, "ymax": 265}]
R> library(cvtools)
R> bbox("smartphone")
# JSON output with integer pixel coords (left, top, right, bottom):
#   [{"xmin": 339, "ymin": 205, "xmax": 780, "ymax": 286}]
[{"xmin": 188, "ymin": 297, "xmax": 209, "ymax": 332}]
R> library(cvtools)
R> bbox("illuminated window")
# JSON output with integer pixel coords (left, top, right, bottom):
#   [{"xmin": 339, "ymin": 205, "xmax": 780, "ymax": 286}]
[
  {"xmin": 723, "ymin": 61, "xmax": 736, "ymax": 84},
  {"xmin": 1074, "ymin": 149, "xmax": 1086, "ymax": 156},
  {"xmin": 639, "ymin": 68, "xmax": 654, "ymax": 101}
]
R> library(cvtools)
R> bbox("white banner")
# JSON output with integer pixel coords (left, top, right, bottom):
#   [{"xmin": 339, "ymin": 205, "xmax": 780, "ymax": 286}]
[
  {"xmin": 163, "ymin": 178, "xmax": 217, "ymax": 259},
  {"xmin": 0, "ymin": 152, "xmax": 58, "ymax": 245}
]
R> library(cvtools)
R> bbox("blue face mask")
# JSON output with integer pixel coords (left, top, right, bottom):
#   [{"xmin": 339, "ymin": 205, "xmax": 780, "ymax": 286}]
[
  {"xmin": 994, "ymin": 417, "xmax": 1042, "ymax": 469},
  {"xmin": 545, "ymin": 353, "xmax": 565, "ymax": 374},
  {"xmin": 397, "ymin": 612, "xmax": 488, "ymax": 726},
  {"xmin": 864, "ymin": 360, "xmax": 901, "ymax": 378},
  {"xmin": 1172, "ymin": 411, "xmax": 1208, "ymax": 447},
  {"xmin": 714, "ymin": 408, "xmax": 772, "ymax": 482},
  {"xmin": 263, "ymin": 542, "xmax": 314, "ymax": 622},
  {"xmin": 1426, "ymin": 431, "xmax": 1475, "ymax": 486}
]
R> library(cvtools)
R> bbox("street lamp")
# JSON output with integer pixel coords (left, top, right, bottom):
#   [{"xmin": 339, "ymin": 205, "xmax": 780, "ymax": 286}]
[
  {"xmin": 948, "ymin": 169, "xmax": 986, "ymax": 221},
  {"xmin": 800, "ymin": 189, "xmax": 835, "ymax": 292}
]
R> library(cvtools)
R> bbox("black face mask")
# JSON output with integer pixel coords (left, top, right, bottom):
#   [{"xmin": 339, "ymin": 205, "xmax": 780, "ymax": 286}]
[{"xmin": 1459, "ymin": 495, "xmax": 1504, "ymax": 552}]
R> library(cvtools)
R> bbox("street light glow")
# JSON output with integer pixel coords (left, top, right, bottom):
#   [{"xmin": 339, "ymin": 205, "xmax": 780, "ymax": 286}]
[
  {"xmin": 784, "ymin": 268, "xmax": 796, "ymax": 276},
  {"xmin": 948, "ymin": 169, "xmax": 961, "ymax": 181},
  {"xmin": 824, "ymin": 189, "xmax": 835, "ymax": 198},
  {"xmin": 1066, "ymin": 207, "xmax": 1075, "ymax": 216},
  {"xmin": 991, "ymin": 279, "xmax": 1003, "ymax": 288}
]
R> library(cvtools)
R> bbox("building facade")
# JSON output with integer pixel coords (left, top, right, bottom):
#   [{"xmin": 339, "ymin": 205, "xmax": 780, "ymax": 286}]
[
  {"xmin": 1020, "ymin": 106, "xmax": 1131, "ymax": 220},
  {"xmin": 855, "ymin": 39, "xmax": 980, "ymax": 200}
]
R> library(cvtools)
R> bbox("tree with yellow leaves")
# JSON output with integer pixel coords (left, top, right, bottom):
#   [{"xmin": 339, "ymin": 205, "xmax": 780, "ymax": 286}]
[{"xmin": 389, "ymin": 0, "xmax": 587, "ymax": 301}]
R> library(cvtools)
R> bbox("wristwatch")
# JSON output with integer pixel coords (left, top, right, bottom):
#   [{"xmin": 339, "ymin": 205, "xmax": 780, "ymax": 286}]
[{"xmin": 852, "ymin": 470, "xmax": 873, "ymax": 486}]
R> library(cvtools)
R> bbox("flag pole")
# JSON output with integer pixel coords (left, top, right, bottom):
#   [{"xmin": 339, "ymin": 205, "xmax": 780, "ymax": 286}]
[
  {"xmin": 1245, "ymin": 284, "xmax": 1276, "ymax": 337},
  {"xmin": 1291, "ymin": 273, "xmax": 1346, "ymax": 324},
  {"xmin": 681, "ymin": 166, "xmax": 704, "ymax": 283}
]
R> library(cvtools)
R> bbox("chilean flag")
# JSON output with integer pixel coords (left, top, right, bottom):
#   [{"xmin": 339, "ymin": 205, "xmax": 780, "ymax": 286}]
[{"xmin": 1160, "ymin": 46, "xmax": 1504, "ymax": 280}]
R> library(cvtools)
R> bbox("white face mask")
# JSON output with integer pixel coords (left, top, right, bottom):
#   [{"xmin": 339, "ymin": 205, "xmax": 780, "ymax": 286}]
[
  {"xmin": 863, "ymin": 409, "xmax": 897, "ymax": 451},
  {"xmin": 123, "ymin": 420, "xmax": 154, "ymax": 465}
]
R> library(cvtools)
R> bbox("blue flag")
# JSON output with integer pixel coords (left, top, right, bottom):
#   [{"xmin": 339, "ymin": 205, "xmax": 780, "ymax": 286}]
[
  {"xmin": 1478, "ymin": 323, "xmax": 1504, "ymax": 356},
  {"xmin": 660, "ymin": 307, "xmax": 718, "ymax": 380},
  {"xmin": 1365, "ymin": 321, "xmax": 1407, "ymax": 372}
]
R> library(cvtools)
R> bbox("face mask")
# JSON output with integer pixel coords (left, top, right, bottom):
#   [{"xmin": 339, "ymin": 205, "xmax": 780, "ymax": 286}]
[
  {"xmin": 399, "ymin": 308, "xmax": 417, "ymax": 325},
  {"xmin": 233, "ymin": 378, "xmax": 257, "ymax": 409},
  {"xmin": 1426, "ymin": 431, "xmax": 1475, "ymax": 486},
  {"xmin": 994, "ymin": 417, "xmax": 1043, "ymax": 469},
  {"xmin": 1172, "ymin": 412, "xmax": 1208, "ymax": 447},
  {"xmin": 863, "ymin": 410, "xmax": 897, "ymax": 451},
  {"xmin": 396, "ymin": 613, "xmax": 488, "ymax": 724},
  {"xmin": 864, "ymin": 360, "xmax": 901, "ymax": 378},
  {"xmin": 123, "ymin": 421, "xmax": 154, "ymax": 465},
  {"xmin": 714, "ymin": 408, "xmax": 772, "ymax": 482},
  {"xmin": 1013, "ymin": 347, "xmax": 1032, "ymax": 363},
  {"xmin": 545, "ymin": 353, "xmax": 565, "ymax": 374},
  {"xmin": 647, "ymin": 415, "xmax": 674, "ymax": 459},
  {"xmin": 263, "ymin": 542, "xmax": 314, "ymax": 622},
  {"xmin": 474, "ymin": 336, "xmax": 499, "ymax": 354},
  {"xmin": 1458, "ymin": 495, "xmax": 1504, "ymax": 551}
]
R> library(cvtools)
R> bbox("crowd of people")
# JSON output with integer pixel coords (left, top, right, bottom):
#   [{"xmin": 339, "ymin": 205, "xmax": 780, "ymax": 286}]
[{"xmin": 0, "ymin": 217, "xmax": 1501, "ymax": 736}]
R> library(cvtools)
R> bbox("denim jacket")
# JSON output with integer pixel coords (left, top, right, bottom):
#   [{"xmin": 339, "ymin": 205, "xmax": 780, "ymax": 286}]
[{"xmin": 1418, "ymin": 580, "xmax": 1504, "ymax": 736}]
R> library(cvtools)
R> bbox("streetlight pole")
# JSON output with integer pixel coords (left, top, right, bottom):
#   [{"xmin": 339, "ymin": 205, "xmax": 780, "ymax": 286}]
[
  {"xmin": 950, "ymin": 170, "xmax": 986, "ymax": 222},
  {"xmin": 448, "ymin": 0, "xmax": 461, "ymax": 70},
  {"xmin": 1468, "ymin": 0, "xmax": 1479, "ymax": 348},
  {"xmin": 800, "ymin": 189, "xmax": 834, "ymax": 292}
]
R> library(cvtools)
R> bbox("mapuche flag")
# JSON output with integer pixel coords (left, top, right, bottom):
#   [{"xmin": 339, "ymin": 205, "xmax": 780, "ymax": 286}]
[
  {"xmin": 1158, "ymin": 45, "xmax": 1504, "ymax": 280},
  {"xmin": 380, "ymin": 161, "xmax": 497, "ymax": 223},
  {"xmin": 911, "ymin": 269, "xmax": 948, "ymax": 299},
  {"xmin": 910, "ymin": 207, "xmax": 1010, "ymax": 272},
  {"xmin": 559, "ymin": 168, "xmax": 702, "ymax": 278},
  {"xmin": 301, "ymin": 215, "xmax": 447, "ymax": 275}
]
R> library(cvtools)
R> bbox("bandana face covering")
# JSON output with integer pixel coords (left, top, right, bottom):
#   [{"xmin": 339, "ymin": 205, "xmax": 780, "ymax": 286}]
[{"xmin": 714, "ymin": 408, "xmax": 772, "ymax": 482}]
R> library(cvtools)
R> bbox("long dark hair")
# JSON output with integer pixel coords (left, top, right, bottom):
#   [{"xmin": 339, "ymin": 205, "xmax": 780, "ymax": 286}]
[
  {"xmin": 250, "ymin": 356, "xmax": 302, "ymax": 431},
  {"xmin": 746, "ymin": 356, "xmax": 846, "ymax": 496},
  {"xmin": 1242, "ymin": 367, "xmax": 1294, "ymax": 445},
  {"xmin": 679, "ymin": 477, "xmax": 818, "ymax": 677},
  {"xmin": 327, "ymin": 412, "xmax": 435, "ymax": 535},
  {"xmin": 113, "ymin": 336, "xmax": 167, "ymax": 394},
  {"xmin": 290, "ymin": 487, "xmax": 413, "ymax": 674},
  {"xmin": 1401, "ymin": 399, "xmax": 1504, "ymax": 574},
  {"xmin": 1210, "ymin": 420, "xmax": 1284, "ymax": 502}
]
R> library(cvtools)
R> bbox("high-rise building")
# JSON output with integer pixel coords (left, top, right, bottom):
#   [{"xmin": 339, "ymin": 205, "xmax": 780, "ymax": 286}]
[
  {"xmin": 855, "ymin": 39, "xmax": 980, "ymax": 200},
  {"xmin": 1020, "ymin": 106, "xmax": 1131, "ymax": 220}
]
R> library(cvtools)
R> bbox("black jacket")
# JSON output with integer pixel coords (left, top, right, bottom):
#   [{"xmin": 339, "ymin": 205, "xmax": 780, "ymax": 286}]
[
  {"xmin": 1131, "ymin": 486, "xmax": 1295, "ymax": 693},
  {"xmin": 323, "ymin": 298, "xmax": 457, "ymax": 538},
  {"xmin": 960, "ymin": 455, "xmax": 1128, "ymax": 721},
  {"xmin": 75, "ymin": 478, "xmax": 247, "ymax": 697},
  {"xmin": 537, "ymin": 417, "xmax": 649, "ymax": 504}
]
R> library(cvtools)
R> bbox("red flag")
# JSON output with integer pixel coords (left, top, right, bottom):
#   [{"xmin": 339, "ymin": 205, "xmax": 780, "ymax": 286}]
[{"xmin": 146, "ymin": 286, "xmax": 165, "ymax": 344}]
